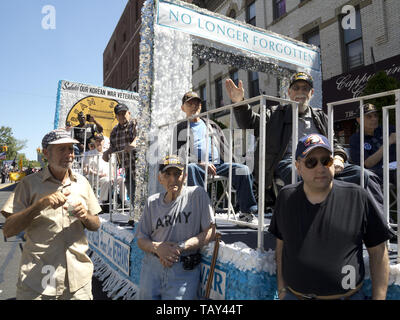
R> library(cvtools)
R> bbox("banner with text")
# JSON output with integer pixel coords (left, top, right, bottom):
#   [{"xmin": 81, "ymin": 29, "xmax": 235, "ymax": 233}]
[
  {"xmin": 87, "ymin": 229, "xmax": 131, "ymax": 276},
  {"xmin": 156, "ymin": 0, "xmax": 320, "ymax": 71},
  {"xmin": 200, "ymin": 260, "xmax": 227, "ymax": 300},
  {"xmin": 55, "ymin": 80, "xmax": 140, "ymax": 138}
]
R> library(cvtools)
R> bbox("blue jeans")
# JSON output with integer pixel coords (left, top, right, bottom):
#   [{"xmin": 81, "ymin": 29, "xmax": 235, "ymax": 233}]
[
  {"xmin": 187, "ymin": 162, "xmax": 258, "ymax": 213},
  {"xmin": 139, "ymin": 253, "xmax": 201, "ymax": 300},
  {"xmin": 275, "ymin": 158, "xmax": 384, "ymax": 214}
]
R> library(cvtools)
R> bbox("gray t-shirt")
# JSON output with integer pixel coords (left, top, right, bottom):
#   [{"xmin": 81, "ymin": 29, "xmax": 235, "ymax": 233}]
[{"xmin": 136, "ymin": 186, "xmax": 215, "ymax": 248}]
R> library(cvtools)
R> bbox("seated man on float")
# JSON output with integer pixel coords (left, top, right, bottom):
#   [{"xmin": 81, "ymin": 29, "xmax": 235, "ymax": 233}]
[
  {"xmin": 349, "ymin": 103, "xmax": 397, "ymax": 186},
  {"xmin": 172, "ymin": 91, "xmax": 259, "ymax": 226},
  {"xmin": 227, "ymin": 71, "xmax": 385, "ymax": 214}
]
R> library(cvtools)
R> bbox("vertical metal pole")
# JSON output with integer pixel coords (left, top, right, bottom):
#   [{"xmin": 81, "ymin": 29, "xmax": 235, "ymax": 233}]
[
  {"xmin": 257, "ymin": 96, "xmax": 266, "ymax": 251},
  {"xmin": 327, "ymin": 103, "xmax": 334, "ymax": 157},
  {"xmin": 122, "ymin": 151, "xmax": 126, "ymax": 214},
  {"xmin": 129, "ymin": 151, "xmax": 133, "ymax": 219},
  {"xmin": 291, "ymin": 102, "xmax": 298, "ymax": 184},
  {"xmin": 395, "ymin": 92, "xmax": 400, "ymax": 263},
  {"xmin": 228, "ymin": 108, "xmax": 233, "ymax": 218},
  {"xmin": 382, "ymin": 107, "xmax": 390, "ymax": 229},
  {"xmin": 359, "ymin": 100, "xmax": 365, "ymax": 188},
  {"xmin": 96, "ymin": 154, "xmax": 100, "ymax": 201},
  {"xmin": 204, "ymin": 115, "xmax": 210, "ymax": 191},
  {"xmin": 108, "ymin": 154, "xmax": 112, "ymax": 216},
  {"xmin": 185, "ymin": 120, "xmax": 190, "ymax": 188}
]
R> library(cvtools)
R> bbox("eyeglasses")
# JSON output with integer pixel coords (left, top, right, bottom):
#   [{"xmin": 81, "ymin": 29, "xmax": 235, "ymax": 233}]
[{"xmin": 303, "ymin": 156, "xmax": 334, "ymax": 169}]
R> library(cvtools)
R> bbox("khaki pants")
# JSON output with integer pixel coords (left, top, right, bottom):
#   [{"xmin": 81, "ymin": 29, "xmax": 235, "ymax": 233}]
[{"xmin": 16, "ymin": 281, "xmax": 93, "ymax": 300}]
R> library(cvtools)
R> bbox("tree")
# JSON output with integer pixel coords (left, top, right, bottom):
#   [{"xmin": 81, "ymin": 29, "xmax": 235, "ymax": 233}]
[
  {"xmin": 0, "ymin": 126, "xmax": 27, "ymax": 162},
  {"xmin": 362, "ymin": 71, "xmax": 400, "ymax": 125}
]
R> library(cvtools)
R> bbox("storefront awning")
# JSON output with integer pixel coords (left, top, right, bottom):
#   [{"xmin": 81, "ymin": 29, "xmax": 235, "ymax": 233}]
[{"xmin": 322, "ymin": 54, "xmax": 400, "ymax": 121}]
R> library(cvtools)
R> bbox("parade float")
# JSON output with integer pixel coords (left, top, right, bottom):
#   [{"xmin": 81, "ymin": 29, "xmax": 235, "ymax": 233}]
[{"xmin": 53, "ymin": 0, "xmax": 400, "ymax": 299}]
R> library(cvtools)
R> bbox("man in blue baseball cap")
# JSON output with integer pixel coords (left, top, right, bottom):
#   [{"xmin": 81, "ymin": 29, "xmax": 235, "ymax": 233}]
[{"xmin": 269, "ymin": 133, "xmax": 390, "ymax": 300}]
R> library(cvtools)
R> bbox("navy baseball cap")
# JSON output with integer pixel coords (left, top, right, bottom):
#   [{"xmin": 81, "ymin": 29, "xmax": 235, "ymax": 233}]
[
  {"xmin": 114, "ymin": 103, "xmax": 129, "ymax": 114},
  {"xmin": 42, "ymin": 129, "xmax": 79, "ymax": 149},
  {"xmin": 159, "ymin": 155, "xmax": 185, "ymax": 172},
  {"xmin": 295, "ymin": 134, "xmax": 333, "ymax": 159},
  {"xmin": 357, "ymin": 103, "xmax": 378, "ymax": 117},
  {"xmin": 289, "ymin": 72, "xmax": 313, "ymax": 88}
]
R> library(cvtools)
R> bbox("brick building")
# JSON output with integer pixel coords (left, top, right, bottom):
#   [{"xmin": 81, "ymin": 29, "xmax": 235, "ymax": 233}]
[
  {"xmin": 103, "ymin": 0, "xmax": 145, "ymax": 92},
  {"xmin": 104, "ymin": 0, "xmax": 400, "ymax": 141},
  {"xmin": 190, "ymin": 0, "xmax": 400, "ymax": 142}
]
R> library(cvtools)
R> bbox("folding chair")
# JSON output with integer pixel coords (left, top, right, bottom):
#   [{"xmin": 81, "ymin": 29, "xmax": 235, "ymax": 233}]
[
  {"xmin": 390, "ymin": 183, "xmax": 397, "ymax": 214},
  {"xmin": 208, "ymin": 175, "xmax": 236, "ymax": 216}
]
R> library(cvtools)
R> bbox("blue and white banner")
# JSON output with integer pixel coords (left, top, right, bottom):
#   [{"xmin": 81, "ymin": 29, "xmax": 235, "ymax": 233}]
[
  {"xmin": 200, "ymin": 260, "xmax": 227, "ymax": 300},
  {"xmin": 156, "ymin": 0, "xmax": 320, "ymax": 71},
  {"xmin": 87, "ymin": 229, "xmax": 131, "ymax": 276}
]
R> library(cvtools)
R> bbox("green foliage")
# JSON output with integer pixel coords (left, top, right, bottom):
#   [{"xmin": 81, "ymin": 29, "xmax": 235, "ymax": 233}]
[
  {"xmin": 0, "ymin": 126, "xmax": 27, "ymax": 165},
  {"xmin": 362, "ymin": 71, "xmax": 400, "ymax": 125}
]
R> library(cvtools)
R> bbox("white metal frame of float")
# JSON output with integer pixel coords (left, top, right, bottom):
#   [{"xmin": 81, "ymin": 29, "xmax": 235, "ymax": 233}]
[
  {"xmin": 137, "ymin": 0, "xmax": 321, "ymax": 250},
  {"xmin": 327, "ymin": 90, "xmax": 400, "ymax": 261}
]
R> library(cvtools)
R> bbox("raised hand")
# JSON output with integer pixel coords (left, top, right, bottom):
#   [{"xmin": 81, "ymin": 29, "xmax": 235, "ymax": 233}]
[{"xmin": 225, "ymin": 78, "xmax": 244, "ymax": 103}]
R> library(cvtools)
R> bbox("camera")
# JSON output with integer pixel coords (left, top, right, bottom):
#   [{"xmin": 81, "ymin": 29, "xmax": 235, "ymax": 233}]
[
  {"xmin": 86, "ymin": 114, "xmax": 91, "ymax": 121},
  {"xmin": 181, "ymin": 253, "xmax": 202, "ymax": 270}
]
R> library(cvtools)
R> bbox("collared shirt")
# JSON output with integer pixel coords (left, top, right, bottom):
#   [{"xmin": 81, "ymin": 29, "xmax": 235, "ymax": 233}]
[
  {"xmin": 1, "ymin": 167, "xmax": 101, "ymax": 296},
  {"xmin": 109, "ymin": 119, "xmax": 137, "ymax": 168},
  {"xmin": 285, "ymin": 106, "xmax": 318, "ymax": 158},
  {"xmin": 349, "ymin": 125, "xmax": 397, "ymax": 173}
]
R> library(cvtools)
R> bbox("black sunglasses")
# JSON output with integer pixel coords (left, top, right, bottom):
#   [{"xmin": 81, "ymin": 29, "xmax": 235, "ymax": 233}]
[{"xmin": 303, "ymin": 155, "xmax": 334, "ymax": 169}]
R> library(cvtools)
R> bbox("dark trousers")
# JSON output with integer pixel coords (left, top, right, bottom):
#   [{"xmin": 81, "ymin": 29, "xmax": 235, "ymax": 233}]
[{"xmin": 123, "ymin": 167, "xmax": 136, "ymax": 206}]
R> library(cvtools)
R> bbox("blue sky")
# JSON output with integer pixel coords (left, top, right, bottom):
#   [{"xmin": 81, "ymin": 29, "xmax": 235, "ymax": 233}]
[{"xmin": 0, "ymin": 0, "xmax": 128, "ymax": 160}]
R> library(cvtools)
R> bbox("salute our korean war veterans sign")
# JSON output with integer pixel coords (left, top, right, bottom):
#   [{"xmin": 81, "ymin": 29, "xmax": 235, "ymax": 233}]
[{"xmin": 54, "ymin": 80, "xmax": 140, "ymax": 138}]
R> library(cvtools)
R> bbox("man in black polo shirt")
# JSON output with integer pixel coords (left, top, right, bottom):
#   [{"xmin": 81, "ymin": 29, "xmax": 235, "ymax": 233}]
[{"xmin": 269, "ymin": 133, "xmax": 390, "ymax": 300}]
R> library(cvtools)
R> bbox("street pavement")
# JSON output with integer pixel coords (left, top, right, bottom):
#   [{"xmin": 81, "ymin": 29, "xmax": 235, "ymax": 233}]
[{"xmin": 0, "ymin": 182, "xmax": 110, "ymax": 300}]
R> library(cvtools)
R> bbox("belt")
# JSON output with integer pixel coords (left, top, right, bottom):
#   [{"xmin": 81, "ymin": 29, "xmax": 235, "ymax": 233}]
[{"xmin": 288, "ymin": 281, "xmax": 363, "ymax": 300}]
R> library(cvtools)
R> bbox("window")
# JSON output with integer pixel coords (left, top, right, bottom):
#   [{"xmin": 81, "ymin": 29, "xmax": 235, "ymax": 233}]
[
  {"xmin": 215, "ymin": 78, "xmax": 223, "ymax": 108},
  {"xmin": 230, "ymin": 69, "xmax": 239, "ymax": 86},
  {"xmin": 248, "ymin": 71, "xmax": 259, "ymax": 98},
  {"xmin": 273, "ymin": 0, "xmax": 286, "ymax": 20},
  {"xmin": 200, "ymin": 84, "xmax": 207, "ymax": 111},
  {"xmin": 198, "ymin": 57, "xmax": 205, "ymax": 68},
  {"xmin": 303, "ymin": 28, "xmax": 320, "ymax": 48},
  {"xmin": 135, "ymin": 2, "xmax": 140, "ymax": 21},
  {"xmin": 132, "ymin": 46, "xmax": 136, "ymax": 72},
  {"xmin": 228, "ymin": 9, "xmax": 236, "ymax": 19},
  {"xmin": 342, "ymin": 8, "xmax": 364, "ymax": 71},
  {"xmin": 246, "ymin": 1, "xmax": 256, "ymax": 26}
]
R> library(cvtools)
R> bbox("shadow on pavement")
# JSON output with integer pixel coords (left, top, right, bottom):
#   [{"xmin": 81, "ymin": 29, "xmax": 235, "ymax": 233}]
[{"xmin": 0, "ymin": 184, "xmax": 17, "ymax": 192}]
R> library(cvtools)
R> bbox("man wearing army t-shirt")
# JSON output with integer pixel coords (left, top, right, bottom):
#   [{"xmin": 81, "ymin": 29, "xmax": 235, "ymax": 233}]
[
  {"xmin": 136, "ymin": 155, "xmax": 216, "ymax": 300},
  {"xmin": 269, "ymin": 134, "xmax": 390, "ymax": 300}
]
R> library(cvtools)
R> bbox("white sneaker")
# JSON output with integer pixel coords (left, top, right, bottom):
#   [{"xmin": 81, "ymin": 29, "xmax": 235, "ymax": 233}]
[{"xmin": 238, "ymin": 212, "xmax": 259, "ymax": 228}]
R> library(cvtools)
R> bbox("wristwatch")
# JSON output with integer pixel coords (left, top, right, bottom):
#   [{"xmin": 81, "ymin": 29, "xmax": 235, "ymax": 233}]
[
  {"xmin": 178, "ymin": 241, "xmax": 186, "ymax": 251},
  {"xmin": 278, "ymin": 287, "xmax": 287, "ymax": 295}
]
